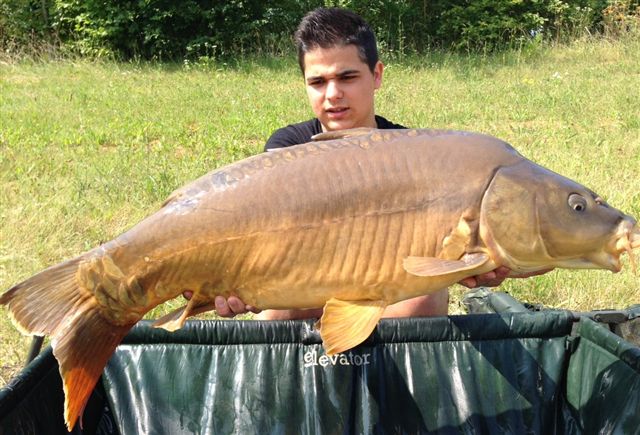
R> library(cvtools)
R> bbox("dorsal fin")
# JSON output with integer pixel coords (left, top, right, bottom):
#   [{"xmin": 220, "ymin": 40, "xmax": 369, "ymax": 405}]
[{"xmin": 312, "ymin": 127, "xmax": 376, "ymax": 141}]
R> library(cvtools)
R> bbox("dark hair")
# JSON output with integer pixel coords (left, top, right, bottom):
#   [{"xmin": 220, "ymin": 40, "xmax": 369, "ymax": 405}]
[{"xmin": 295, "ymin": 8, "xmax": 379, "ymax": 74}]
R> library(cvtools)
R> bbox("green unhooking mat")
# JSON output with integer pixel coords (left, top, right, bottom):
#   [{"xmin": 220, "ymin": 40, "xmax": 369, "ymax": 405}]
[{"xmin": 1, "ymin": 312, "xmax": 639, "ymax": 434}]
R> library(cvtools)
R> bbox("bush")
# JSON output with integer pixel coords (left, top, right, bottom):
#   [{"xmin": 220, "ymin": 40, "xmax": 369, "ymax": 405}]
[
  {"xmin": 50, "ymin": 0, "xmax": 321, "ymax": 59},
  {"xmin": 601, "ymin": 0, "xmax": 640, "ymax": 37},
  {"xmin": 1, "ymin": 0, "xmax": 639, "ymax": 59},
  {"xmin": 0, "ymin": 0, "xmax": 56, "ymax": 49}
]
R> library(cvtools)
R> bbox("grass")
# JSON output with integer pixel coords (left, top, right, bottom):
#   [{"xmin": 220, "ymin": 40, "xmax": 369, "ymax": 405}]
[{"xmin": 1, "ymin": 36, "xmax": 639, "ymax": 385}]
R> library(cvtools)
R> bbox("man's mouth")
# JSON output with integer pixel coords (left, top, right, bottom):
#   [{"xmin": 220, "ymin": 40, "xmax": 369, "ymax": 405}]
[{"xmin": 325, "ymin": 107, "xmax": 349, "ymax": 119}]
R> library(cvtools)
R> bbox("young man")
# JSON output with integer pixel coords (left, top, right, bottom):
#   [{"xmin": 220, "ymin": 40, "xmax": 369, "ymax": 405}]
[
  {"xmin": 212, "ymin": 7, "xmax": 540, "ymax": 319},
  {"xmin": 263, "ymin": 7, "xmax": 402, "ymax": 149}
]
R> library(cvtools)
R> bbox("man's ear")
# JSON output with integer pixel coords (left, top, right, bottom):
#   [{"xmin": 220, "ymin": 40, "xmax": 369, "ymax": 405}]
[{"xmin": 373, "ymin": 61, "xmax": 384, "ymax": 89}]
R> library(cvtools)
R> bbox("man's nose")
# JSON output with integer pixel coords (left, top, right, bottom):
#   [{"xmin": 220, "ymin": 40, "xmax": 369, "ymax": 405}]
[{"xmin": 326, "ymin": 80, "xmax": 343, "ymax": 101}]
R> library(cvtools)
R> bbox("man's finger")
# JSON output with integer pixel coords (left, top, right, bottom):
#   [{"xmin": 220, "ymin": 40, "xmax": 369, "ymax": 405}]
[
  {"xmin": 459, "ymin": 277, "xmax": 478, "ymax": 288},
  {"xmin": 227, "ymin": 296, "xmax": 246, "ymax": 314},
  {"xmin": 215, "ymin": 296, "xmax": 232, "ymax": 317},
  {"xmin": 493, "ymin": 266, "xmax": 511, "ymax": 279}
]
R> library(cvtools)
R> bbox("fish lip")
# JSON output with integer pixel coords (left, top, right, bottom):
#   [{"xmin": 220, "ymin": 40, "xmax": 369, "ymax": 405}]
[
  {"xmin": 607, "ymin": 217, "xmax": 639, "ymax": 272},
  {"xmin": 566, "ymin": 218, "xmax": 637, "ymax": 273}
]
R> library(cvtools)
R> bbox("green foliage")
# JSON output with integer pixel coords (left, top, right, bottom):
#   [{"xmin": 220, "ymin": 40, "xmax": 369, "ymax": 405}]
[
  {"xmin": 2, "ymin": 0, "xmax": 639, "ymax": 58},
  {"xmin": 335, "ymin": 0, "xmax": 622, "ymax": 51},
  {"xmin": 48, "ymin": 0, "xmax": 321, "ymax": 59},
  {"xmin": 601, "ymin": 0, "xmax": 640, "ymax": 36},
  {"xmin": 0, "ymin": 0, "xmax": 55, "ymax": 48},
  {"xmin": 323, "ymin": 0, "xmax": 432, "ymax": 53},
  {"xmin": 437, "ymin": 1, "xmax": 547, "ymax": 50}
]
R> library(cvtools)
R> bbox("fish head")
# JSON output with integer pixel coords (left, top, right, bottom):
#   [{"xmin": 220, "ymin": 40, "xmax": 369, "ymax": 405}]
[{"xmin": 480, "ymin": 160, "xmax": 638, "ymax": 274}]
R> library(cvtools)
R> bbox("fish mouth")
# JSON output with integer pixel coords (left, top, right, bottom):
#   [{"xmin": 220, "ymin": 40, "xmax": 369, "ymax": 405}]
[
  {"xmin": 549, "ymin": 220, "xmax": 639, "ymax": 273},
  {"xmin": 611, "ymin": 219, "xmax": 639, "ymax": 274}
]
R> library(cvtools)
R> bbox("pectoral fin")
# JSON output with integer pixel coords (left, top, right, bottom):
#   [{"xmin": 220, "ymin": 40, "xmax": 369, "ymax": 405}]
[
  {"xmin": 440, "ymin": 214, "xmax": 474, "ymax": 260},
  {"xmin": 403, "ymin": 252, "xmax": 490, "ymax": 277},
  {"xmin": 317, "ymin": 298, "xmax": 387, "ymax": 355},
  {"xmin": 152, "ymin": 297, "xmax": 216, "ymax": 332}
]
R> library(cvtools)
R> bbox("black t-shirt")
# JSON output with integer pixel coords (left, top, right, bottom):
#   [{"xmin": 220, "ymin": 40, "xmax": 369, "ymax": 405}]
[{"xmin": 264, "ymin": 115, "xmax": 406, "ymax": 151}]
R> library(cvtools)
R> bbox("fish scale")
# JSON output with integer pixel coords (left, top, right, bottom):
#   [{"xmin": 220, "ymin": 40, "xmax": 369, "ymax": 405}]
[{"xmin": 1, "ymin": 127, "xmax": 638, "ymax": 430}]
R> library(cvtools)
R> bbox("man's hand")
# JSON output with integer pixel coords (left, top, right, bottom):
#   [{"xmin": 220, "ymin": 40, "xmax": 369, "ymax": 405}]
[
  {"xmin": 458, "ymin": 266, "xmax": 553, "ymax": 288},
  {"xmin": 182, "ymin": 291, "xmax": 260, "ymax": 318}
]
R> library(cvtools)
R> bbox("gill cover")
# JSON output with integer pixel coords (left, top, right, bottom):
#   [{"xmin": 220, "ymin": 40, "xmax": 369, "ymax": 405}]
[{"xmin": 480, "ymin": 160, "xmax": 631, "ymax": 272}]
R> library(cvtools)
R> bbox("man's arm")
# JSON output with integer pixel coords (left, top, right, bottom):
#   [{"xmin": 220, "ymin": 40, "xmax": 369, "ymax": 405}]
[{"xmin": 255, "ymin": 289, "xmax": 449, "ymax": 320}]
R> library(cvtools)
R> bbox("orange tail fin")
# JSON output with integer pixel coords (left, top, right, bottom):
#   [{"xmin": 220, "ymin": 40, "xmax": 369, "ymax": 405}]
[{"xmin": 1, "ymin": 257, "xmax": 135, "ymax": 430}]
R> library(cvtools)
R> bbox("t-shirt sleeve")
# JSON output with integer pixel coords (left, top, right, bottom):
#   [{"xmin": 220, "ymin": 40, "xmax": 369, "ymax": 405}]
[
  {"xmin": 264, "ymin": 120, "xmax": 318, "ymax": 151},
  {"xmin": 264, "ymin": 127, "xmax": 302, "ymax": 151},
  {"xmin": 375, "ymin": 116, "xmax": 407, "ymax": 130}
]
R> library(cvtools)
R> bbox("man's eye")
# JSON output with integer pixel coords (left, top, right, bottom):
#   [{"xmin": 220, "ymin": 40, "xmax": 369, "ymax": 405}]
[{"xmin": 341, "ymin": 75, "xmax": 357, "ymax": 81}]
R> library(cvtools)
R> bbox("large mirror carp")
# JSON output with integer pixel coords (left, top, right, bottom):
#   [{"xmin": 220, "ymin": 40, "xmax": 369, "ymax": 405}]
[{"xmin": 2, "ymin": 128, "xmax": 639, "ymax": 429}]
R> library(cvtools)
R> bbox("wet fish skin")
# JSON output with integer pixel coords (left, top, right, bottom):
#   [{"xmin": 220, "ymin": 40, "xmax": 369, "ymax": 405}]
[
  {"xmin": 480, "ymin": 158, "xmax": 636, "ymax": 273},
  {"xmin": 1, "ymin": 128, "xmax": 638, "ymax": 430}
]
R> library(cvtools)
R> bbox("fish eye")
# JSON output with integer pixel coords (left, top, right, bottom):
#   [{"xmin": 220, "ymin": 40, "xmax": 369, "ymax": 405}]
[{"xmin": 568, "ymin": 193, "xmax": 587, "ymax": 212}]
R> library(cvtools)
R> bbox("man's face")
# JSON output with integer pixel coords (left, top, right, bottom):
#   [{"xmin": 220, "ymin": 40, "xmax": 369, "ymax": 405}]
[{"xmin": 303, "ymin": 44, "xmax": 383, "ymax": 131}]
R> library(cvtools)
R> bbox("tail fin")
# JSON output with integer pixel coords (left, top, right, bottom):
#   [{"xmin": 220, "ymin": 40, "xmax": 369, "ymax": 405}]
[{"xmin": 1, "ymin": 257, "xmax": 135, "ymax": 430}]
